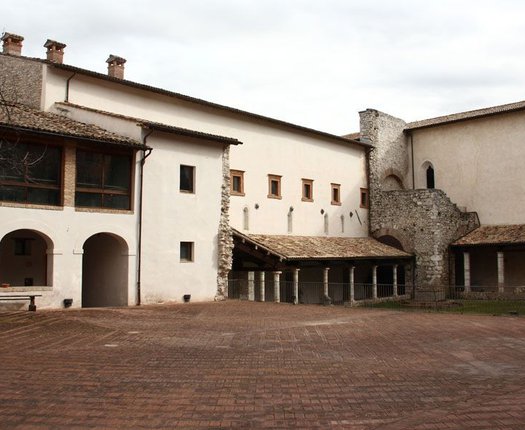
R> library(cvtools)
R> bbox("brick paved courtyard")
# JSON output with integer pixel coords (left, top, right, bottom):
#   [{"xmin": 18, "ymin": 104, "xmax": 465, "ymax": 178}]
[{"xmin": 0, "ymin": 302, "xmax": 524, "ymax": 429}]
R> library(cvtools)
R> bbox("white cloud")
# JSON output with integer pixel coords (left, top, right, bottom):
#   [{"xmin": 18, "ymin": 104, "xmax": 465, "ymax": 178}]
[{"xmin": 3, "ymin": 0, "xmax": 525, "ymax": 133}]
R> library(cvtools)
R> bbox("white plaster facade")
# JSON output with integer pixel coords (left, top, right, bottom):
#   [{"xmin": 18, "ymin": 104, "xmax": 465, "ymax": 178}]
[{"xmin": 1, "ymin": 44, "xmax": 369, "ymax": 310}]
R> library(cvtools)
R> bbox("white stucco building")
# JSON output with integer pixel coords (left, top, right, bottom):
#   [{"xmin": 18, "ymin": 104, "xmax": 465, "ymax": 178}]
[{"xmin": 0, "ymin": 33, "xmax": 409, "ymax": 310}]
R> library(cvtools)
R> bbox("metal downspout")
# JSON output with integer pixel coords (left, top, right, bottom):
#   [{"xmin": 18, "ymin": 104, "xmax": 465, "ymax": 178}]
[
  {"xmin": 65, "ymin": 72, "xmax": 76, "ymax": 102},
  {"xmin": 137, "ymin": 130, "xmax": 153, "ymax": 305}
]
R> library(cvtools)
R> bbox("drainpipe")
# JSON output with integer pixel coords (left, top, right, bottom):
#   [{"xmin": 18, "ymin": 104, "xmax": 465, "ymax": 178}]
[
  {"xmin": 65, "ymin": 72, "xmax": 76, "ymax": 102},
  {"xmin": 136, "ymin": 129, "xmax": 153, "ymax": 305}
]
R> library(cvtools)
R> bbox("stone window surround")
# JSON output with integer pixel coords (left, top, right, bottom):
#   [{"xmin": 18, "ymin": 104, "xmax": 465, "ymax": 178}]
[
  {"xmin": 230, "ymin": 169, "xmax": 245, "ymax": 196},
  {"xmin": 301, "ymin": 178, "xmax": 314, "ymax": 202},
  {"xmin": 267, "ymin": 174, "xmax": 282, "ymax": 199},
  {"xmin": 331, "ymin": 183, "xmax": 341, "ymax": 206}
]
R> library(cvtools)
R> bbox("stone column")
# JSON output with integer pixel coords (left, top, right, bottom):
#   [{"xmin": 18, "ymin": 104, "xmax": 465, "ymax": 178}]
[
  {"xmin": 259, "ymin": 271, "xmax": 265, "ymax": 302},
  {"xmin": 273, "ymin": 271, "xmax": 281, "ymax": 303},
  {"xmin": 393, "ymin": 264, "xmax": 398, "ymax": 297},
  {"xmin": 247, "ymin": 271, "xmax": 255, "ymax": 301},
  {"xmin": 463, "ymin": 251, "xmax": 471, "ymax": 293},
  {"xmin": 323, "ymin": 267, "xmax": 330, "ymax": 297},
  {"xmin": 293, "ymin": 268, "xmax": 300, "ymax": 304},
  {"xmin": 349, "ymin": 265, "xmax": 355, "ymax": 303},
  {"xmin": 372, "ymin": 265, "xmax": 378, "ymax": 299},
  {"xmin": 497, "ymin": 251, "xmax": 505, "ymax": 293}
]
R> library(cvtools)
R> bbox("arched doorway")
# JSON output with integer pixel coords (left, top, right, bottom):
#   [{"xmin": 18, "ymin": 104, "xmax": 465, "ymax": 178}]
[
  {"xmin": 82, "ymin": 233, "xmax": 128, "ymax": 307},
  {"xmin": 421, "ymin": 161, "xmax": 435, "ymax": 189},
  {"xmin": 0, "ymin": 229, "xmax": 53, "ymax": 287}
]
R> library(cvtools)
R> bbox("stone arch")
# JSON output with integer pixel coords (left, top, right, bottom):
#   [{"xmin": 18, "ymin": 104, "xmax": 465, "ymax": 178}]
[
  {"xmin": 0, "ymin": 229, "xmax": 54, "ymax": 287},
  {"xmin": 381, "ymin": 168, "xmax": 405, "ymax": 191},
  {"xmin": 81, "ymin": 232, "xmax": 129, "ymax": 308},
  {"xmin": 372, "ymin": 227, "xmax": 413, "ymax": 253}
]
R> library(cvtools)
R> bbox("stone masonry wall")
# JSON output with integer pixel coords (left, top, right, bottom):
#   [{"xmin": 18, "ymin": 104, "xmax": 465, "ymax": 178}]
[
  {"xmin": 360, "ymin": 109, "xmax": 479, "ymax": 289},
  {"xmin": 0, "ymin": 54, "xmax": 43, "ymax": 108},
  {"xmin": 371, "ymin": 189, "xmax": 478, "ymax": 287},
  {"xmin": 216, "ymin": 144, "xmax": 234, "ymax": 300}
]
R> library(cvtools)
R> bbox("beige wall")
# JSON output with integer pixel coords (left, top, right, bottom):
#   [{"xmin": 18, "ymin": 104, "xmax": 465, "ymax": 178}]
[
  {"xmin": 410, "ymin": 111, "xmax": 525, "ymax": 225},
  {"xmin": 44, "ymin": 67, "xmax": 369, "ymax": 238}
]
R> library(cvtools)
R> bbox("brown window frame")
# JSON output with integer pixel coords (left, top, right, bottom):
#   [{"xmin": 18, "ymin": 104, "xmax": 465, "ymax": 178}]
[
  {"xmin": 75, "ymin": 147, "xmax": 133, "ymax": 210},
  {"xmin": 267, "ymin": 174, "xmax": 282, "ymax": 199},
  {"xmin": 331, "ymin": 183, "xmax": 341, "ymax": 206},
  {"xmin": 301, "ymin": 178, "xmax": 314, "ymax": 202},
  {"xmin": 360, "ymin": 188, "xmax": 369, "ymax": 209},
  {"xmin": 230, "ymin": 169, "xmax": 245, "ymax": 196},
  {"xmin": 0, "ymin": 140, "xmax": 63, "ymax": 207}
]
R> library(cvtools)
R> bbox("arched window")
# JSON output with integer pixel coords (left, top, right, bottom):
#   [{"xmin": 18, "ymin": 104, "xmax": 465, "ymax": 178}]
[{"xmin": 426, "ymin": 165, "xmax": 435, "ymax": 189}]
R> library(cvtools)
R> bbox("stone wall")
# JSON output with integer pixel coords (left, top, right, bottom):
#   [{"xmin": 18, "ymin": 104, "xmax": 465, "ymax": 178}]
[
  {"xmin": 0, "ymin": 54, "xmax": 43, "ymax": 108},
  {"xmin": 371, "ymin": 189, "xmax": 478, "ymax": 287},
  {"xmin": 216, "ymin": 144, "xmax": 234, "ymax": 300},
  {"xmin": 360, "ymin": 109, "xmax": 479, "ymax": 289}
]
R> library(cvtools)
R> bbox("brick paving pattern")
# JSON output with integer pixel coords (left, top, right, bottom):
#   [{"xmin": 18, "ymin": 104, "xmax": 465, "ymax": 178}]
[{"xmin": 0, "ymin": 302, "xmax": 524, "ymax": 429}]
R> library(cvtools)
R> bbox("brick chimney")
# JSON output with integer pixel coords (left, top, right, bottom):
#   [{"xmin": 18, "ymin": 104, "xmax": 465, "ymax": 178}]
[
  {"xmin": 44, "ymin": 39, "xmax": 66, "ymax": 64},
  {"xmin": 106, "ymin": 54, "xmax": 126, "ymax": 79},
  {"xmin": 1, "ymin": 32, "xmax": 24, "ymax": 56}
]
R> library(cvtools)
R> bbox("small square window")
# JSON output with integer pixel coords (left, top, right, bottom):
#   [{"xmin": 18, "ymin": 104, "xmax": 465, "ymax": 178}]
[
  {"xmin": 180, "ymin": 242, "xmax": 194, "ymax": 262},
  {"xmin": 301, "ymin": 179, "xmax": 313, "ymax": 202},
  {"xmin": 230, "ymin": 170, "xmax": 245, "ymax": 196},
  {"xmin": 331, "ymin": 183, "xmax": 341, "ymax": 206},
  {"xmin": 360, "ymin": 188, "xmax": 369, "ymax": 209},
  {"xmin": 180, "ymin": 165, "xmax": 195, "ymax": 193},
  {"xmin": 267, "ymin": 174, "xmax": 282, "ymax": 199}
]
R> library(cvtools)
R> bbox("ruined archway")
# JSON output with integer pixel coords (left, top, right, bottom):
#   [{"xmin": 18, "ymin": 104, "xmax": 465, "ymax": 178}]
[
  {"xmin": 82, "ymin": 233, "xmax": 128, "ymax": 307},
  {"xmin": 0, "ymin": 229, "xmax": 53, "ymax": 287}
]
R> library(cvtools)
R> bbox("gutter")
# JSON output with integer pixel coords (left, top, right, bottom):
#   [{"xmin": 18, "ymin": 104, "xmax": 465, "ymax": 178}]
[{"xmin": 136, "ymin": 129, "xmax": 153, "ymax": 306}]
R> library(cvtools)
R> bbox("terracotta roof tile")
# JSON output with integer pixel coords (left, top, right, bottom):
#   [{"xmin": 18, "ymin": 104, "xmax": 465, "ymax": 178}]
[
  {"xmin": 37, "ymin": 58, "xmax": 370, "ymax": 149},
  {"xmin": 406, "ymin": 100, "xmax": 525, "ymax": 130},
  {"xmin": 0, "ymin": 103, "xmax": 143, "ymax": 148},
  {"xmin": 452, "ymin": 225, "xmax": 525, "ymax": 246},
  {"xmin": 55, "ymin": 102, "xmax": 242, "ymax": 145},
  {"xmin": 234, "ymin": 230, "xmax": 411, "ymax": 260}
]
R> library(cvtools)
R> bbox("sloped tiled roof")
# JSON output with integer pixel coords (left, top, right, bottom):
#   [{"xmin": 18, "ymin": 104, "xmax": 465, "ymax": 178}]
[
  {"xmin": 234, "ymin": 229, "xmax": 411, "ymax": 260},
  {"xmin": 9, "ymin": 56, "xmax": 369, "ymax": 149},
  {"xmin": 55, "ymin": 102, "xmax": 241, "ymax": 146},
  {"xmin": 406, "ymin": 100, "xmax": 525, "ymax": 130},
  {"xmin": 0, "ymin": 103, "xmax": 143, "ymax": 147},
  {"xmin": 452, "ymin": 225, "xmax": 525, "ymax": 246}
]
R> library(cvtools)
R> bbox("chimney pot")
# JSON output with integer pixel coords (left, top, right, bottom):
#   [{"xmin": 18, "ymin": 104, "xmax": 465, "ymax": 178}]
[
  {"xmin": 44, "ymin": 39, "xmax": 67, "ymax": 64},
  {"xmin": 106, "ymin": 54, "xmax": 126, "ymax": 79},
  {"xmin": 1, "ymin": 32, "xmax": 24, "ymax": 56}
]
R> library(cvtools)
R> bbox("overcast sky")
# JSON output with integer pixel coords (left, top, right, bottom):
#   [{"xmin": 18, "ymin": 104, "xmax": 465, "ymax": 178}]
[{"xmin": 3, "ymin": 0, "xmax": 525, "ymax": 134}]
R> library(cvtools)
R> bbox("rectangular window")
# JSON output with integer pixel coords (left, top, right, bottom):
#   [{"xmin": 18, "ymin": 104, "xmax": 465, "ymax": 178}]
[
  {"xmin": 267, "ymin": 174, "xmax": 282, "ymax": 199},
  {"xmin": 302, "ymin": 179, "xmax": 313, "ymax": 202},
  {"xmin": 360, "ymin": 188, "xmax": 369, "ymax": 209},
  {"xmin": 76, "ymin": 149, "xmax": 132, "ymax": 209},
  {"xmin": 0, "ymin": 142, "xmax": 62, "ymax": 206},
  {"xmin": 230, "ymin": 169, "xmax": 245, "ymax": 196},
  {"xmin": 180, "ymin": 165, "xmax": 195, "ymax": 193},
  {"xmin": 331, "ymin": 183, "xmax": 341, "ymax": 205},
  {"xmin": 180, "ymin": 241, "xmax": 194, "ymax": 262},
  {"xmin": 14, "ymin": 238, "xmax": 32, "ymax": 256}
]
